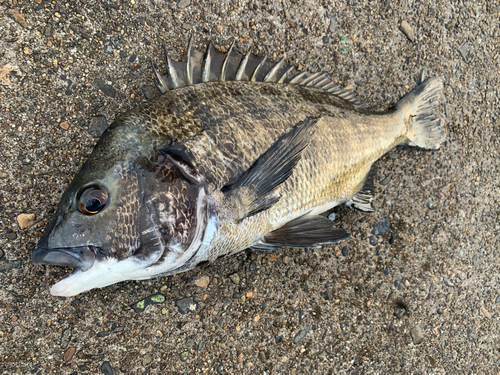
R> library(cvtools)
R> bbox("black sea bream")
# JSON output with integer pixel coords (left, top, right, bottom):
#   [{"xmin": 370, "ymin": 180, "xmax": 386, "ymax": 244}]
[{"xmin": 32, "ymin": 38, "xmax": 446, "ymax": 297}]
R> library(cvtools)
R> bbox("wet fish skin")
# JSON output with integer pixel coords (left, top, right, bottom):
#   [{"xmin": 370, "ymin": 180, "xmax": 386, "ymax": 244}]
[{"xmin": 32, "ymin": 40, "xmax": 445, "ymax": 297}]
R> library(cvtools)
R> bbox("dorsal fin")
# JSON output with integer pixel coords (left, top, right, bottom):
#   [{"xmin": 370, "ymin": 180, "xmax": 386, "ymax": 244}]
[{"xmin": 151, "ymin": 37, "xmax": 367, "ymax": 109}]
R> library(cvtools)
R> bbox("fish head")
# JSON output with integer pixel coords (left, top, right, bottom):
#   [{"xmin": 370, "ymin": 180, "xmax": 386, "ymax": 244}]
[{"xmin": 33, "ymin": 137, "xmax": 207, "ymax": 297}]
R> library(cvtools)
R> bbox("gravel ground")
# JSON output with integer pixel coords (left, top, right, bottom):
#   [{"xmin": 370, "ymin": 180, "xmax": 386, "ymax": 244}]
[{"xmin": 1, "ymin": 0, "xmax": 499, "ymax": 374}]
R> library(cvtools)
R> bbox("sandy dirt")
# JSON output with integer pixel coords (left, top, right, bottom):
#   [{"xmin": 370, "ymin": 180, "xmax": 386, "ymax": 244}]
[{"xmin": 0, "ymin": 0, "xmax": 499, "ymax": 373}]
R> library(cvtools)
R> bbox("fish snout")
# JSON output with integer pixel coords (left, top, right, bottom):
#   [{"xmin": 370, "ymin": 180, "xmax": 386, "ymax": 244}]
[{"xmin": 32, "ymin": 246, "xmax": 96, "ymax": 272}]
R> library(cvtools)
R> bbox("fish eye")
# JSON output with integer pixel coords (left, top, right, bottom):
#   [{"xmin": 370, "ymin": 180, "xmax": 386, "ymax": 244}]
[{"xmin": 77, "ymin": 186, "xmax": 108, "ymax": 215}]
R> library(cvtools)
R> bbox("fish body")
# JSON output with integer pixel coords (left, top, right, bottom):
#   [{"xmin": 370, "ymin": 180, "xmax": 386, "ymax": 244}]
[{"xmin": 32, "ymin": 39, "xmax": 446, "ymax": 297}]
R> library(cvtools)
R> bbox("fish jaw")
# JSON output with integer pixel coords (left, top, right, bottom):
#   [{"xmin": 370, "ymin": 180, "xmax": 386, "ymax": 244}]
[
  {"xmin": 33, "ymin": 245, "xmax": 166, "ymax": 297},
  {"xmin": 50, "ymin": 257, "xmax": 128, "ymax": 296},
  {"xmin": 49, "ymin": 256, "xmax": 164, "ymax": 297}
]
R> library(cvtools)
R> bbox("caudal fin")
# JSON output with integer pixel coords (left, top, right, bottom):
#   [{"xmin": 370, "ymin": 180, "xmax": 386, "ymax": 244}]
[{"xmin": 397, "ymin": 77, "xmax": 446, "ymax": 150}]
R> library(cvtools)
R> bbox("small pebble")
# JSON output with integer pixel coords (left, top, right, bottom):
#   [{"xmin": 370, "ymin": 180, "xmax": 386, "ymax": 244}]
[
  {"xmin": 384, "ymin": 266, "xmax": 390, "ymax": 275},
  {"xmin": 372, "ymin": 218, "xmax": 390, "ymax": 236},
  {"xmin": 328, "ymin": 212, "xmax": 335, "ymax": 221},
  {"xmin": 88, "ymin": 116, "xmax": 108, "ymax": 137},
  {"xmin": 399, "ymin": 20, "xmax": 415, "ymax": 42},
  {"xmin": 175, "ymin": 297, "xmax": 197, "ymax": 315},
  {"xmin": 495, "ymin": 296, "xmax": 500, "ymax": 304},
  {"xmin": 472, "ymin": 255, "xmax": 478, "ymax": 265},
  {"xmin": 194, "ymin": 276, "xmax": 210, "ymax": 288},
  {"xmin": 426, "ymin": 200, "xmax": 437, "ymax": 210},
  {"xmin": 457, "ymin": 42, "xmax": 469, "ymax": 63},
  {"xmin": 59, "ymin": 121, "xmax": 70, "ymax": 130},
  {"xmin": 17, "ymin": 213, "xmax": 35, "ymax": 229},
  {"xmin": 328, "ymin": 16, "xmax": 337, "ymax": 33},
  {"xmin": 103, "ymin": 43, "xmax": 114, "ymax": 54},
  {"xmin": 142, "ymin": 85, "xmax": 160, "ymax": 100},
  {"xmin": 60, "ymin": 325, "xmax": 72, "ymax": 348},
  {"xmin": 228, "ymin": 273, "xmax": 240, "ymax": 284},
  {"xmin": 293, "ymin": 326, "xmax": 310, "ymax": 344},
  {"xmin": 394, "ymin": 280, "xmax": 403, "ymax": 290},
  {"xmin": 443, "ymin": 277, "xmax": 454, "ymax": 287},
  {"xmin": 379, "ymin": 173, "xmax": 393, "ymax": 186},
  {"xmin": 410, "ymin": 324, "xmax": 425, "ymax": 344},
  {"xmin": 179, "ymin": 350, "xmax": 189, "ymax": 362},
  {"xmin": 8, "ymin": 9, "xmax": 28, "ymax": 28},
  {"xmin": 63, "ymin": 347, "xmax": 76, "ymax": 362},
  {"xmin": 177, "ymin": 0, "xmax": 190, "ymax": 8},
  {"xmin": 480, "ymin": 305, "xmax": 492, "ymax": 320},
  {"xmin": 94, "ymin": 78, "xmax": 116, "ymax": 98},
  {"xmin": 0, "ymin": 171, "xmax": 8, "ymax": 179},
  {"xmin": 130, "ymin": 293, "xmax": 165, "ymax": 313},
  {"xmin": 249, "ymin": 261, "xmax": 258, "ymax": 271},
  {"xmin": 100, "ymin": 361, "xmax": 114, "ymax": 375},
  {"xmin": 341, "ymin": 246, "xmax": 349, "ymax": 256},
  {"xmin": 369, "ymin": 235, "xmax": 378, "ymax": 245},
  {"xmin": 5, "ymin": 232, "xmax": 17, "ymax": 240},
  {"xmin": 322, "ymin": 35, "xmax": 330, "ymax": 44},
  {"xmin": 394, "ymin": 308, "xmax": 405, "ymax": 318},
  {"xmin": 282, "ymin": 256, "xmax": 291, "ymax": 264}
]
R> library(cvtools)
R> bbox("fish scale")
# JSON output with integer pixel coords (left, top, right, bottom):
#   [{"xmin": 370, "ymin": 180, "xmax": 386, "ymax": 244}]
[{"xmin": 32, "ymin": 38, "xmax": 446, "ymax": 296}]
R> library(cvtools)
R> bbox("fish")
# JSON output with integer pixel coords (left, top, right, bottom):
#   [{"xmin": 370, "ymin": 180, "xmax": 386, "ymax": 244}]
[{"xmin": 32, "ymin": 37, "xmax": 446, "ymax": 297}]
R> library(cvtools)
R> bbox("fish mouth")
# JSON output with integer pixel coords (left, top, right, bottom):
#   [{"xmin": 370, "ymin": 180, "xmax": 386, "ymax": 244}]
[
  {"xmin": 32, "ymin": 246, "xmax": 99, "ymax": 296},
  {"xmin": 32, "ymin": 246, "xmax": 96, "ymax": 272}
]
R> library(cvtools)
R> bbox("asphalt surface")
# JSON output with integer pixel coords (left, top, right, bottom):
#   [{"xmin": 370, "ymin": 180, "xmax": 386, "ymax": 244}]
[{"xmin": 1, "ymin": 0, "xmax": 499, "ymax": 374}]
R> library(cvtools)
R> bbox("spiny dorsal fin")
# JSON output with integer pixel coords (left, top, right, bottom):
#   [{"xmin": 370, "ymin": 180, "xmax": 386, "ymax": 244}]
[{"xmin": 151, "ymin": 37, "xmax": 367, "ymax": 109}]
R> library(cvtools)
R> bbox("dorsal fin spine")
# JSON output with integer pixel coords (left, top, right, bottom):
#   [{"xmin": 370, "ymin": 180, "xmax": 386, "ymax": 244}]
[
  {"xmin": 264, "ymin": 58, "xmax": 286, "ymax": 82},
  {"xmin": 185, "ymin": 35, "xmax": 194, "ymax": 86},
  {"xmin": 249, "ymin": 56, "xmax": 267, "ymax": 82},
  {"xmin": 151, "ymin": 60, "xmax": 169, "ymax": 94},
  {"xmin": 300, "ymin": 72, "xmax": 323, "ymax": 86},
  {"xmin": 202, "ymin": 42, "xmax": 213, "ymax": 83},
  {"xmin": 278, "ymin": 66, "xmax": 295, "ymax": 83},
  {"xmin": 315, "ymin": 76, "xmax": 332, "ymax": 88},
  {"xmin": 306, "ymin": 74, "xmax": 330, "ymax": 87},
  {"xmin": 219, "ymin": 40, "xmax": 235, "ymax": 82},
  {"xmin": 165, "ymin": 47, "xmax": 181, "ymax": 89},
  {"xmin": 288, "ymin": 71, "xmax": 308, "ymax": 84},
  {"xmin": 235, "ymin": 44, "xmax": 253, "ymax": 81}
]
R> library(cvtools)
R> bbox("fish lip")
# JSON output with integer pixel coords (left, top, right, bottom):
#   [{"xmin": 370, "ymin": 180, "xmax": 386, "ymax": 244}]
[{"xmin": 32, "ymin": 246, "xmax": 96, "ymax": 272}]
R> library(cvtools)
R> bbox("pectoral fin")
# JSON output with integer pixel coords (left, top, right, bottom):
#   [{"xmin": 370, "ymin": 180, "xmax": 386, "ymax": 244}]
[
  {"xmin": 222, "ymin": 118, "xmax": 318, "ymax": 222},
  {"xmin": 251, "ymin": 214, "xmax": 350, "ymax": 250}
]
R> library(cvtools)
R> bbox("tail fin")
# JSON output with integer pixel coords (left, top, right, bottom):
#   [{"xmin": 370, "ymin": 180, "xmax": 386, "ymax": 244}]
[{"xmin": 397, "ymin": 77, "xmax": 446, "ymax": 150}]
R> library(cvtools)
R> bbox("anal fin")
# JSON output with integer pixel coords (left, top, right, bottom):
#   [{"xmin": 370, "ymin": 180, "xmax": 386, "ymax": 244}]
[
  {"xmin": 253, "ymin": 215, "xmax": 350, "ymax": 250},
  {"xmin": 346, "ymin": 166, "xmax": 375, "ymax": 212}
]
